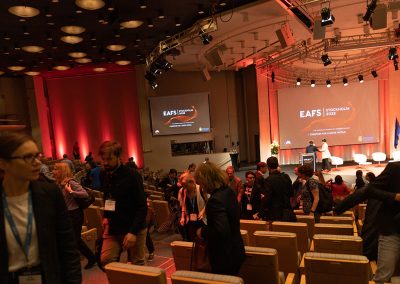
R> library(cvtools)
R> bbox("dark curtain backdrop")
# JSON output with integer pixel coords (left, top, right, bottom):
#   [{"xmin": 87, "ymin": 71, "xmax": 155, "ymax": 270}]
[{"xmin": 38, "ymin": 70, "xmax": 143, "ymax": 167}]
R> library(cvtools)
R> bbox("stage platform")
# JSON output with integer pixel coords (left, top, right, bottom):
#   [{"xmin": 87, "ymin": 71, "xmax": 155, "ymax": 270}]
[{"xmin": 322, "ymin": 163, "xmax": 386, "ymax": 186}]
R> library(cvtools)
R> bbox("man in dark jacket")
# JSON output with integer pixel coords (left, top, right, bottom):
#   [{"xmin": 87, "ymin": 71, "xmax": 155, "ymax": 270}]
[
  {"xmin": 98, "ymin": 141, "xmax": 147, "ymax": 267},
  {"xmin": 260, "ymin": 156, "xmax": 295, "ymax": 221},
  {"xmin": 364, "ymin": 161, "xmax": 400, "ymax": 283}
]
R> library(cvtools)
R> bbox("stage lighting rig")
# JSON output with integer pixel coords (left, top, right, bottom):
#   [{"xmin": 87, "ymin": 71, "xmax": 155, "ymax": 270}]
[
  {"xmin": 311, "ymin": 80, "xmax": 316, "ymax": 87},
  {"xmin": 343, "ymin": 77, "xmax": 348, "ymax": 86},
  {"xmin": 363, "ymin": 0, "xmax": 377, "ymax": 22},
  {"xmin": 371, "ymin": 70, "xmax": 378, "ymax": 78},
  {"xmin": 296, "ymin": 78, "xmax": 301, "ymax": 86},
  {"xmin": 199, "ymin": 32, "xmax": 213, "ymax": 45},
  {"xmin": 388, "ymin": 47, "xmax": 398, "ymax": 60},
  {"xmin": 358, "ymin": 74, "xmax": 364, "ymax": 83},
  {"xmin": 321, "ymin": 53, "xmax": 332, "ymax": 66},
  {"xmin": 326, "ymin": 79, "xmax": 331, "ymax": 88},
  {"xmin": 321, "ymin": 7, "xmax": 335, "ymax": 27}
]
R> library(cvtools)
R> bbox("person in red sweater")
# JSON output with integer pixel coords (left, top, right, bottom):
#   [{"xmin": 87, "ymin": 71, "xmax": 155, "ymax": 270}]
[{"xmin": 327, "ymin": 175, "xmax": 351, "ymax": 204}]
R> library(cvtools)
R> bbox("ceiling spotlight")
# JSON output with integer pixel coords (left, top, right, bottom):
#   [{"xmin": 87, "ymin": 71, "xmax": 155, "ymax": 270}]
[
  {"xmin": 271, "ymin": 71, "xmax": 275, "ymax": 83},
  {"xmin": 61, "ymin": 25, "xmax": 86, "ymax": 35},
  {"xmin": 93, "ymin": 67, "xmax": 107, "ymax": 72},
  {"xmin": 358, "ymin": 74, "xmax": 364, "ymax": 83},
  {"xmin": 321, "ymin": 54, "xmax": 332, "ymax": 66},
  {"xmin": 60, "ymin": 36, "xmax": 83, "ymax": 44},
  {"xmin": 145, "ymin": 71, "xmax": 157, "ymax": 89},
  {"xmin": 120, "ymin": 20, "xmax": 143, "ymax": 29},
  {"xmin": 363, "ymin": 0, "xmax": 377, "ymax": 22},
  {"xmin": 8, "ymin": 66, "xmax": 25, "ymax": 71},
  {"xmin": 326, "ymin": 80, "xmax": 331, "ymax": 88},
  {"xmin": 371, "ymin": 70, "xmax": 378, "ymax": 78},
  {"xmin": 115, "ymin": 60, "xmax": 131, "ymax": 66},
  {"xmin": 75, "ymin": 0, "xmax": 105, "ymax": 10},
  {"xmin": 311, "ymin": 79, "xmax": 316, "ymax": 87},
  {"xmin": 343, "ymin": 77, "xmax": 348, "ymax": 86},
  {"xmin": 53, "ymin": 65, "xmax": 70, "ymax": 71},
  {"xmin": 75, "ymin": 58, "xmax": 92, "ymax": 63},
  {"xmin": 199, "ymin": 32, "xmax": 213, "ymax": 45},
  {"xmin": 106, "ymin": 44, "xmax": 126, "ymax": 51},
  {"xmin": 158, "ymin": 9, "xmax": 165, "ymax": 19},
  {"xmin": 395, "ymin": 58, "xmax": 399, "ymax": 71},
  {"xmin": 388, "ymin": 47, "xmax": 398, "ymax": 60},
  {"xmin": 154, "ymin": 58, "xmax": 173, "ymax": 71},
  {"xmin": 198, "ymin": 4, "xmax": 205, "ymax": 15},
  {"xmin": 175, "ymin": 17, "xmax": 181, "ymax": 27},
  {"xmin": 296, "ymin": 78, "xmax": 301, "ymax": 86},
  {"xmin": 8, "ymin": 6, "xmax": 40, "ymax": 18},
  {"xmin": 139, "ymin": 0, "xmax": 147, "ymax": 9},
  {"xmin": 68, "ymin": 52, "xmax": 87, "ymax": 58},
  {"xmin": 321, "ymin": 7, "xmax": 335, "ymax": 26},
  {"xmin": 25, "ymin": 71, "xmax": 40, "ymax": 76},
  {"xmin": 147, "ymin": 18, "xmax": 154, "ymax": 28},
  {"xmin": 22, "ymin": 45, "xmax": 44, "ymax": 53}
]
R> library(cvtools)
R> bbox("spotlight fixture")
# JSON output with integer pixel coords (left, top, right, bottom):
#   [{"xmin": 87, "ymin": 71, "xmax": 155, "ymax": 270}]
[
  {"xmin": 326, "ymin": 79, "xmax": 331, "ymax": 88},
  {"xmin": 61, "ymin": 25, "xmax": 86, "ymax": 35},
  {"xmin": 22, "ymin": 45, "xmax": 44, "ymax": 53},
  {"xmin": 311, "ymin": 79, "xmax": 316, "ymax": 87},
  {"xmin": 321, "ymin": 54, "xmax": 332, "ymax": 66},
  {"xmin": 144, "ymin": 71, "xmax": 157, "ymax": 89},
  {"xmin": 75, "ymin": 58, "xmax": 92, "ymax": 63},
  {"xmin": 75, "ymin": 0, "xmax": 105, "ymax": 10},
  {"xmin": 154, "ymin": 57, "xmax": 173, "ymax": 71},
  {"xmin": 271, "ymin": 71, "xmax": 275, "ymax": 83},
  {"xmin": 395, "ymin": 58, "xmax": 399, "ymax": 71},
  {"xmin": 115, "ymin": 60, "xmax": 131, "ymax": 66},
  {"xmin": 8, "ymin": 6, "xmax": 40, "ymax": 18},
  {"xmin": 371, "ymin": 70, "xmax": 378, "ymax": 78},
  {"xmin": 120, "ymin": 20, "xmax": 143, "ymax": 29},
  {"xmin": 358, "ymin": 74, "xmax": 364, "ymax": 83},
  {"xmin": 343, "ymin": 77, "xmax": 348, "ymax": 86},
  {"xmin": 106, "ymin": 44, "xmax": 126, "ymax": 51},
  {"xmin": 296, "ymin": 78, "xmax": 301, "ymax": 86},
  {"xmin": 321, "ymin": 7, "xmax": 335, "ymax": 26},
  {"xmin": 388, "ymin": 47, "xmax": 398, "ymax": 60},
  {"xmin": 363, "ymin": 0, "xmax": 377, "ymax": 22},
  {"xmin": 93, "ymin": 67, "xmax": 106, "ymax": 72},
  {"xmin": 60, "ymin": 36, "xmax": 83, "ymax": 44},
  {"xmin": 199, "ymin": 32, "xmax": 213, "ymax": 45}
]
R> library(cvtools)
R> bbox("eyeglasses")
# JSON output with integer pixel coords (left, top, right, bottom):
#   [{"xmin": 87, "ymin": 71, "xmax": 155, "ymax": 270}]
[{"xmin": 7, "ymin": 152, "xmax": 41, "ymax": 164}]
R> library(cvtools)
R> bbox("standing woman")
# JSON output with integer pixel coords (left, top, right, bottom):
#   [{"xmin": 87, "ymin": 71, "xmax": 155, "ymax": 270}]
[
  {"xmin": 53, "ymin": 162, "xmax": 97, "ymax": 269},
  {"xmin": 195, "ymin": 162, "xmax": 245, "ymax": 276},
  {"xmin": 0, "ymin": 132, "xmax": 81, "ymax": 284}
]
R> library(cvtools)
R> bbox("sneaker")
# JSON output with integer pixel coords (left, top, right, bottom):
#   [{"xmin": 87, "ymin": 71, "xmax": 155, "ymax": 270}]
[{"xmin": 147, "ymin": 253, "xmax": 154, "ymax": 261}]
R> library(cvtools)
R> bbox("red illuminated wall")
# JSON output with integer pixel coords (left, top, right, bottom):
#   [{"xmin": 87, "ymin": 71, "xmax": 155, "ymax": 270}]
[{"xmin": 34, "ymin": 67, "xmax": 143, "ymax": 167}]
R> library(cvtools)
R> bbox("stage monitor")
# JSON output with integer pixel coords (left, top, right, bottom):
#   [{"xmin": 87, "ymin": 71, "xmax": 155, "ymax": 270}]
[
  {"xmin": 149, "ymin": 92, "xmax": 211, "ymax": 136},
  {"xmin": 278, "ymin": 80, "xmax": 379, "ymax": 149}
]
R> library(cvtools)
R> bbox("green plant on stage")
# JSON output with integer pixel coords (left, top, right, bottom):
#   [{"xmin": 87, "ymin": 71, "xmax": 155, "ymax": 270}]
[{"xmin": 270, "ymin": 140, "xmax": 280, "ymax": 155}]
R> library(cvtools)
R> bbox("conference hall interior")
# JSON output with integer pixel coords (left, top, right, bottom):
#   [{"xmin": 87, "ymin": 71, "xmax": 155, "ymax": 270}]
[{"xmin": 1, "ymin": 0, "xmax": 400, "ymax": 283}]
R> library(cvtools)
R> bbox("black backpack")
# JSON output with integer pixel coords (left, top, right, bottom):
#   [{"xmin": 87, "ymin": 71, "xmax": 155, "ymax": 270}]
[{"xmin": 306, "ymin": 180, "xmax": 333, "ymax": 213}]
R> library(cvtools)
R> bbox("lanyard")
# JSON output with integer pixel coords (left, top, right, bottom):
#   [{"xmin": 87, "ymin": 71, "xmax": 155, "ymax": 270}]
[{"xmin": 2, "ymin": 190, "xmax": 33, "ymax": 264}]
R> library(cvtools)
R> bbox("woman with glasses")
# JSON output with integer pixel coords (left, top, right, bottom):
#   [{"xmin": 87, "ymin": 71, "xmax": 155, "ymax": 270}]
[
  {"xmin": 53, "ymin": 162, "xmax": 97, "ymax": 269},
  {"xmin": 0, "ymin": 132, "xmax": 81, "ymax": 284}
]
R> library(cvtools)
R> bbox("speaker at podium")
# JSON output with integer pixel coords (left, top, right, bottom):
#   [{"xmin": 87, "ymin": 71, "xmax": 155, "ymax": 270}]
[{"xmin": 300, "ymin": 153, "xmax": 316, "ymax": 171}]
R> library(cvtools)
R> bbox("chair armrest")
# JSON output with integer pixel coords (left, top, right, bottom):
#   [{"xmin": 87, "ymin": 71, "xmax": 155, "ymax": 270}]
[
  {"xmin": 309, "ymin": 240, "xmax": 314, "ymax": 251},
  {"xmin": 299, "ymin": 254, "xmax": 306, "ymax": 275},
  {"xmin": 300, "ymin": 274, "xmax": 306, "ymax": 284},
  {"xmin": 370, "ymin": 260, "xmax": 377, "ymax": 274},
  {"xmin": 285, "ymin": 273, "xmax": 296, "ymax": 284}
]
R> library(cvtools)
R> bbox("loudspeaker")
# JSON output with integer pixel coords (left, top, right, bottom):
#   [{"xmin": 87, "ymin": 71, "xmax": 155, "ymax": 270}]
[
  {"xmin": 313, "ymin": 19, "xmax": 326, "ymax": 40},
  {"xmin": 275, "ymin": 23, "xmax": 295, "ymax": 48},
  {"xmin": 370, "ymin": 4, "xmax": 387, "ymax": 30},
  {"xmin": 205, "ymin": 48, "xmax": 223, "ymax": 67},
  {"xmin": 202, "ymin": 66, "xmax": 211, "ymax": 81}
]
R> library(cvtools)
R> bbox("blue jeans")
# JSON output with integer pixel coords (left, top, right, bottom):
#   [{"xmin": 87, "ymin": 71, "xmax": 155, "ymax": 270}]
[{"xmin": 374, "ymin": 233, "xmax": 400, "ymax": 283}]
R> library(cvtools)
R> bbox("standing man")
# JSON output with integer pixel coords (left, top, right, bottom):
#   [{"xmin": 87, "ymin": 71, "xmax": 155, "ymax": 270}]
[
  {"xmin": 364, "ymin": 162, "xmax": 400, "ymax": 283},
  {"xmin": 98, "ymin": 141, "xmax": 147, "ymax": 267},
  {"xmin": 306, "ymin": 140, "xmax": 318, "ymax": 159},
  {"xmin": 259, "ymin": 157, "xmax": 295, "ymax": 221},
  {"xmin": 320, "ymin": 138, "xmax": 331, "ymax": 172},
  {"xmin": 226, "ymin": 166, "xmax": 243, "ymax": 203}
]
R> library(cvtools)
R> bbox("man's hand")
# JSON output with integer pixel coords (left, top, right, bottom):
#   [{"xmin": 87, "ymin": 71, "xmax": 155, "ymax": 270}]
[{"xmin": 123, "ymin": 233, "xmax": 137, "ymax": 250}]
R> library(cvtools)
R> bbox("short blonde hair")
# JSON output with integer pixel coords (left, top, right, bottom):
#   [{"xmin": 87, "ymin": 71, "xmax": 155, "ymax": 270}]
[
  {"xmin": 54, "ymin": 162, "xmax": 73, "ymax": 182},
  {"xmin": 194, "ymin": 162, "xmax": 227, "ymax": 194}
]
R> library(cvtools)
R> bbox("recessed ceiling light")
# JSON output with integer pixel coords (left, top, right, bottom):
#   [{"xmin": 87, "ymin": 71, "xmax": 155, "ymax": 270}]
[
  {"xmin": 94, "ymin": 67, "xmax": 107, "ymax": 72},
  {"xmin": 120, "ymin": 20, "xmax": 143, "ymax": 29},
  {"xmin": 75, "ymin": 0, "xmax": 105, "ymax": 10},
  {"xmin": 75, "ymin": 58, "xmax": 92, "ymax": 63},
  {"xmin": 68, "ymin": 52, "xmax": 87, "ymax": 58},
  {"xmin": 8, "ymin": 6, "xmax": 40, "ymax": 17},
  {"xmin": 53, "ymin": 65, "xmax": 70, "ymax": 71},
  {"xmin": 76, "ymin": 10, "xmax": 83, "ymax": 14},
  {"xmin": 61, "ymin": 36, "xmax": 83, "ymax": 44},
  {"xmin": 22, "ymin": 45, "xmax": 44, "ymax": 53},
  {"xmin": 25, "ymin": 71, "xmax": 40, "ymax": 76},
  {"xmin": 8, "ymin": 66, "xmax": 26, "ymax": 71},
  {"xmin": 115, "ymin": 60, "xmax": 131, "ymax": 66},
  {"xmin": 106, "ymin": 44, "xmax": 126, "ymax": 51},
  {"xmin": 61, "ymin": 25, "xmax": 86, "ymax": 35}
]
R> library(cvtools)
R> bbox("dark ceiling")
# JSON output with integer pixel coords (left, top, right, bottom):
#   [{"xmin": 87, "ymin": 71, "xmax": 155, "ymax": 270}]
[{"xmin": 0, "ymin": 0, "xmax": 259, "ymax": 75}]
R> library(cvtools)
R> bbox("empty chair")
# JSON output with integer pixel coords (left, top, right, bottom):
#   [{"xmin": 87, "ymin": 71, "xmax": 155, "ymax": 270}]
[
  {"xmin": 319, "ymin": 216, "xmax": 353, "ymax": 225},
  {"xmin": 84, "ymin": 205, "xmax": 103, "ymax": 236},
  {"xmin": 314, "ymin": 223, "xmax": 354, "ymax": 236},
  {"xmin": 171, "ymin": 241, "xmax": 193, "ymax": 271},
  {"xmin": 105, "ymin": 262, "xmax": 167, "ymax": 284},
  {"xmin": 240, "ymin": 220, "xmax": 268, "ymax": 246},
  {"xmin": 330, "ymin": 156, "xmax": 343, "ymax": 170},
  {"xmin": 372, "ymin": 152, "xmax": 386, "ymax": 165},
  {"xmin": 239, "ymin": 246, "xmax": 284, "ymax": 284},
  {"xmin": 240, "ymin": 230, "xmax": 250, "ymax": 246},
  {"xmin": 91, "ymin": 189, "xmax": 104, "ymax": 199},
  {"xmin": 81, "ymin": 228, "xmax": 97, "ymax": 254},
  {"xmin": 358, "ymin": 204, "xmax": 367, "ymax": 221},
  {"xmin": 293, "ymin": 209, "xmax": 304, "ymax": 215},
  {"xmin": 171, "ymin": 270, "xmax": 244, "ymax": 284},
  {"xmin": 303, "ymin": 252, "xmax": 369, "ymax": 284},
  {"xmin": 149, "ymin": 194, "xmax": 164, "ymax": 201},
  {"xmin": 339, "ymin": 211, "xmax": 354, "ymax": 218},
  {"xmin": 296, "ymin": 215, "xmax": 315, "ymax": 239},
  {"xmin": 254, "ymin": 231, "xmax": 299, "ymax": 277},
  {"xmin": 313, "ymin": 234, "xmax": 363, "ymax": 255},
  {"xmin": 152, "ymin": 200, "xmax": 171, "ymax": 230},
  {"xmin": 271, "ymin": 221, "xmax": 309, "ymax": 256},
  {"xmin": 353, "ymin": 154, "xmax": 371, "ymax": 167},
  {"xmin": 93, "ymin": 197, "xmax": 104, "ymax": 207},
  {"xmin": 389, "ymin": 150, "xmax": 400, "ymax": 162}
]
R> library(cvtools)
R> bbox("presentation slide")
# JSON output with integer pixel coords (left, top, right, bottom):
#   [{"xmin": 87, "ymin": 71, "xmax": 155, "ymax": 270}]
[
  {"xmin": 278, "ymin": 80, "xmax": 379, "ymax": 149},
  {"xmin": 149, "ymin": 93, "xmax": 211, "ymax": 136}
]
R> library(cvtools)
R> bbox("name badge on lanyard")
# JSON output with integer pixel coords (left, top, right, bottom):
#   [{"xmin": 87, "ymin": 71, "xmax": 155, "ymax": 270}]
[
  {"xmin": 246, "ymin": 203, "xmax": 253, "ymax": 211},
  {"xmin": 104, "ymin": 199, "xmax": 116, "ymax": 211}
]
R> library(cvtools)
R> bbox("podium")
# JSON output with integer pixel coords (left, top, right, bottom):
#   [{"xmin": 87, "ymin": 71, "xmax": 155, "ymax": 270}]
[
  {"xmin": 230, "ymin": 153, "xmax": 239, "ymax": 171},
  {"xmin": 300, "ymin": 153, "xmax": 316, "ymax": 171}
]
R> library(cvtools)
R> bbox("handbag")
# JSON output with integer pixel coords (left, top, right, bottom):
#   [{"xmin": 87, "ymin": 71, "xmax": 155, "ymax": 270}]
[
  {"xmin": 74, "ymin": 187, "xmax": 95, "ymax": 209},
  {"xmin": 190, "ymin": 236, "xmax": 211, "ymax": 272}
]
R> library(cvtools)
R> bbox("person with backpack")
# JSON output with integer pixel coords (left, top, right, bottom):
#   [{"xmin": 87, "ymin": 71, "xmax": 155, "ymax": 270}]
[{"xmin": 298, "ymin": 165, "xmax": 333, "ymax": 222}]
